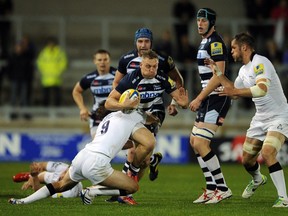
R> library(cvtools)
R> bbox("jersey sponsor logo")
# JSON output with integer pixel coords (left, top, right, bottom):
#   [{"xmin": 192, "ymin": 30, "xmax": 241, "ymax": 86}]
[
  {"xmin": 140, "ymin": 91, "xmax": 161, "ymax": 99},
  {"xmin": 92, "ymin": 86, "xmax": 112, "ymax": 94},
  {"xmin": 254, "ymin": 64, "xmax": 264, "ymax": 76},
  {"xmin": 130, "ymin": 62, "xmax": 138, "ymax": 68},
  {"xmin": 210, "ymin": 42, "xmax": 223, "ymax": 56},
  {"xmin": 124, "ymin": 53, "xmax": 135, "ymax": 59}
]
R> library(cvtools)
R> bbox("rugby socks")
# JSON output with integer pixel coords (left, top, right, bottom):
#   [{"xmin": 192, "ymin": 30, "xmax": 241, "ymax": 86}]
[
  {"xmin": 203, "ymin": 151, "xmax": 228, "ymax": 192},
  {"xmin": 129, "ymin": 163, "xmax": 140, "ymax": 176},
  {"xmin": 150, "ymin": 154, "xmax": 156, "ymax": 166},
  {"xmin": 244, "ymin": 162, "xmax": 262, "ymax": 184},
  {"xmin": 88, "ymin": 186, "xmax": 127, "ymax": 196},
  {"xmin": 196, "ymin": 153, "xmax": 217, "ymax": 191},
  {"xmin": 19, "ymin": 185, "xmax": 52, "ymax": 204},
  {"xmin": 122, "ymin": 160, "xmax": 130, "ymax": 174},
  {"xmin": 269, "ymin": 162, "xmax": 288, "ymax": 199}
]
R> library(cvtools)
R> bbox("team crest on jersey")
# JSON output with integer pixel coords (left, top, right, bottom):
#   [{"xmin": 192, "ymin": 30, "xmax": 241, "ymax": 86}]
[
  {"xmin": 210, "ymin": 42, "xmax": 223, "ymax": 56},
  {"xmin": 254, "ymin": 64, "xmax": 265, "ymax": 76},
  {"xmin": 168, "ymin": 77, "xmax": 176, "ymax": 88}
]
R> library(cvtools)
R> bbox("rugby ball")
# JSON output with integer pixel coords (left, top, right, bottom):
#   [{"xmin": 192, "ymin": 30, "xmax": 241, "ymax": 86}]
[
  {"xmin": 119, "ymin": 89, "xmax": 140, "ymax": 114},
  {"xmin": 119, "ymin": 89, "xmax": 140, "ymax": 103}
]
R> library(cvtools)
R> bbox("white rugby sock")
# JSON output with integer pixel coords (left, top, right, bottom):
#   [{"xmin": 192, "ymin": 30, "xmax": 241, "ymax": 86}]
[{"xmin": 20, "ymin": 186, "xmax": 51, "ymax": 204}]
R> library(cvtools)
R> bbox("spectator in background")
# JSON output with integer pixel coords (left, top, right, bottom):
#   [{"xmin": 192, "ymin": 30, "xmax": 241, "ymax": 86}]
[
  {"xmin": 37, "ymin": 37, "xmax": 67, "ymax": 107},
  {"xmin": 154, "ymin": 29, "xmax": 173, "ymax": 56},
  {"xmin": 0, "ymin": 0, "xmax": 13, "ymax": 59},
  {"xmin": 172, "ymin": 0, "xmax": 196, "ymax": 60},
  {"xmin": 0, "ymin": 0, "xmax": 13, "ymax": 104},
  {"xmin": 271, "ymin": 0, "xmax": 288, "ymax": 49},
  {"xmin": 243, "ymin": 0, "xmax": 274, "ymax": 53},
  {"xmin": 262, "ymin": 38, "xmax": 283, "ymax": 66},
  {"xmin": 7, "ymin": 40, "xmax": 33, "ymax": 120},
  {"xmin": 21, "ymin": 35, "xmax": 36, "ymax": 108}
]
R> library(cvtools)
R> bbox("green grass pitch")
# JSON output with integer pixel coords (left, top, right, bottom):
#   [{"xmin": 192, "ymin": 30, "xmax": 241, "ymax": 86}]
[{"xmin": 1, "ymin": 162, "xmax": 287, "ymax": 216}]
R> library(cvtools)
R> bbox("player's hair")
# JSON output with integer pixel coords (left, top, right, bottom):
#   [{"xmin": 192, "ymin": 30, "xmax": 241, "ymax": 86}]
[
  {"xmin": 197, "ymin": 8, "xmax": 216, "ymax": 33},
  {"xmin": 94, "ymin": 49, "xmax": 111, "ymax": 57},
  {"xmin": 134, "ymin": 28, "xmax": 153, "ymax": 44},
  {"xmin": 233, "ymin": 32, "xmax": 256, "ymax": 50},
  {"xmin": 141, "ymin": 49, "xmax": 158, "ymax": 60}
]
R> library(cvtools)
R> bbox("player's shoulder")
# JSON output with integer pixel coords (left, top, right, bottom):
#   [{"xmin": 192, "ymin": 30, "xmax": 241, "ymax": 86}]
[
  {"xmin": 209, "ymin": 32, "xmax": 225, "ymax": 43},
  {"xmin": 83, "ymin": 70, "xmax": 98, "ymax": 80},
  {"xmin": 153, "ymin": 49, "xmax": 173, "ymax": 62},
  {"xmin": 120, "ymin": 50, "xmax": 138, "ymax": 60}
]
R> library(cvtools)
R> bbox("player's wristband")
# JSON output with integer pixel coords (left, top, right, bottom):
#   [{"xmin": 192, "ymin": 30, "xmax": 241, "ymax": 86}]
[{"xmin": 170, "ymin": 99, "xmax": 178, "ymax": 106}]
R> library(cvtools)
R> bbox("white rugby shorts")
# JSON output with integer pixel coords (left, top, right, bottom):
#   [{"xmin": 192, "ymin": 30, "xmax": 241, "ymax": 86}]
[
  {"xmin": 247, "ymin": 113, "xmax": 288, "ymax": 141},
  {"xmin": 69, "ymin": 148, "xmax": 114, "ymax": 185}
]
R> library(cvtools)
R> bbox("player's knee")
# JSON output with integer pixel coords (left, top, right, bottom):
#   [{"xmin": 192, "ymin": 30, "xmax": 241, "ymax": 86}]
[
  {"xmin": 144, "ymin": 136, "xmax": 156, "ymax": 152},
  {"xmin": 192, "ymin": 127, "xmax": 215, "ymax": 151},
  {"xmin": 261, "ymin": 136, "xmax": 281, "ymax": 162}
]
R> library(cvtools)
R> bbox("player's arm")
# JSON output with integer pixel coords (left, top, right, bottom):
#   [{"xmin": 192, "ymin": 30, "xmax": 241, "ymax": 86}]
[
  {"xmin": 168, "ymin": 67, "xmax": 184, "ymax": 88},
  {"xmin": 189, "ymin": 60, "xmax": 225, "ymax": 112},
  {"xmin": 112, "ymin": 70, "xmax": 125, "ymax": 89},
  {"xmin": 72, "ymin": 82, "xmax": 91, "ymax": 121},
  {"xmin": 105, "ymin": 89, "xmax": 139, "ymax": 111},
  {"xmin": 218, "ymin": 77, "xmax": 269, "ymax": 98},
  {"xmin": 197, "ymin": 60, "xmax": 225, "ymax": 101},
  {"xmin": 167, "ymin": 67, "xmax": 184, "ymax": 116},
  {"xmin": 207, "ymin": 58, "xmax": 269, "ymax": 98}
]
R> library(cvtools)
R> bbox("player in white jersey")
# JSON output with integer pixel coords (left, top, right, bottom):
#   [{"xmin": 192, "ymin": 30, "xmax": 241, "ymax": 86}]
[
  {"xmin": 15, "ymin": 161, "xmax": 83, "ymax": 198},
  {"xmin": 72, "ymin": 49, "xmax": 116, "ymax": 138},
  {"xmin": 8, "ymin": 98, "xmax": 161, "ymax": 205},
  {"xmin": 206, "ymin": 32, "xmax": 288, "ymax": 207}
]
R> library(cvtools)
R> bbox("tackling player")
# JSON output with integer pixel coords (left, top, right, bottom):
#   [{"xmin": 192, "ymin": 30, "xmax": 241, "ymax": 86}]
[{"xmin": 8, "ymin": 100, "xmax": 162, "ymax": 205}]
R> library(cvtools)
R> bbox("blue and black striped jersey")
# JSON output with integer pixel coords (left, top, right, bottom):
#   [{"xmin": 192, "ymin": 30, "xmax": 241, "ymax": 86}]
[
  {"xmin": 79, "ymin": 66, "xmax": 116, "ymax": 111},
  {"xmin": 116, "ymin": 68, "xmax": 176, "ymax": 113}
]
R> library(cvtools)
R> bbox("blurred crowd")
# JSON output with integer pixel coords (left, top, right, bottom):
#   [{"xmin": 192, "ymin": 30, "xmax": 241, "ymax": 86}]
[{"xmin": 1, "ymin": 0, "xmax": 288, "ymax": 119}]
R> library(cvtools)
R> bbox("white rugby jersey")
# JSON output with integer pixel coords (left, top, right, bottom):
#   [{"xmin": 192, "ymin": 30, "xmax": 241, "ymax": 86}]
[
  {"xmin": 235, "ymin": 54, "xmax": 288, "ymax": 118},
  {"xmin": 84, "ymin": 110, "xmax": 145, "ymax": 159}
]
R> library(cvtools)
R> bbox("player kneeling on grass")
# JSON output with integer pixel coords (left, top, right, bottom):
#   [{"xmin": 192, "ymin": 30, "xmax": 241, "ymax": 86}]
[{"xmin": 8, "ymin": 96, "xmax": 160, "ymax": 205}]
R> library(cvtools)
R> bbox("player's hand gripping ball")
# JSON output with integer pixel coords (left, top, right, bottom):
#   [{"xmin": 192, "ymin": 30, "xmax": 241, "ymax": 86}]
[{"xmin": 119, "ymin": 89, "xmax": 140, "ymax": 113}]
